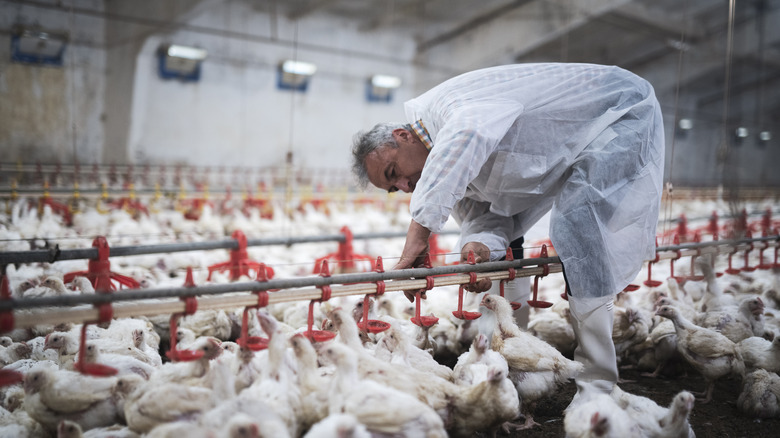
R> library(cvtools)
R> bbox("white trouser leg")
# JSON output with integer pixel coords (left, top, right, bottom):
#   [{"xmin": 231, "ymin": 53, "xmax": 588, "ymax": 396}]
[{"xmin": 568, "ymin": 298, "xmax": 618, "ymax": 395}]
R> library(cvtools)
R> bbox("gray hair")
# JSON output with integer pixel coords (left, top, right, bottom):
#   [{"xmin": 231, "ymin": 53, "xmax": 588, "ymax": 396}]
[{"xmin": 351, "ymin": 122, "xmax": 411, "ymax": 189}]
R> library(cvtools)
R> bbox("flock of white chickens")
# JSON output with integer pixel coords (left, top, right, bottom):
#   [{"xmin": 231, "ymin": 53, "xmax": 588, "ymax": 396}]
[{"xmin": 0, "ymin": 194, "xmax": 779, "ymax": 437}]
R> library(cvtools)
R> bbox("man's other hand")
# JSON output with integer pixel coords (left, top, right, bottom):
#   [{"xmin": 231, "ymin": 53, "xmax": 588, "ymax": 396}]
[{"xmin": 461, "ymin": 241, "xmax": 492, "ymax": 293}]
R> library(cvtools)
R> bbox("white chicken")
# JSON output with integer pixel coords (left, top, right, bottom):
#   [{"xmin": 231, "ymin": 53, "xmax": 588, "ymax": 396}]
[
  {"xmin": 564, "ymin": 383, "xmax": 641, "ymax": 438},
  {"xmin": 452, "ymin": 332, "xmax": 507, "ymax": 386},
  {"xmin": 737, "ymin": 368, "xmax": 780, "ymax": 418},
  {"xmin": 612, "ymin": 305, "xmax": 651, "ymax": 361},
  {"xmin": 319, "ymin": 341, "xmax": 447, "ymax": 437},
  {"xmin": 611, "ymin": 385, "xmax": 696, "ymax": 437},
  {"xmin": 374, "ymin": 325, "xmax": 453, "ymax": 381},
  {"xmin": 448, "ymin": 363, "xmax": 521, "ymax": 437},
  {"xmin": 327, "ymin": 306, "xmax": 457, "ymax": 418},
  {"xmin": 528, "ymin": 302, "xmax": 577, "ymax": 358},
  {"xmin": 238, "ymin": 311, "xmax": 302, "ymax": 438},
  {"xmin": 737, "ymin": 336, "xmax": 780, "ymax": 373},
  {"xmin": 694, "ymin": 296, "xmax": 765, "ymax": 343},
  {"xmin": 82, "ymin": 342, "xmax": 156, "ymax": 380},
  {"xmin": 481, "ymin": 294, "xmax": 583, "ymax": 429},
  {"xmin": 121, "ymin": 374, "xmax": 217, "ymax": 434},
  {"xmin": 179, "ymin": 309, "xmax": 232, "ymax": 341},
  {"xmin": 288, "ymin": 333, "xmax": 331, "ymax": 432},
  {"xmin": 303, "ymin": 413, "xmax": 371, "ymax": 438},
  {"xmin": 23, "ymin": 367, "xmax": 121, "ymax": 432},
  {"xmin": 149, "ymin": 336, "xmax": 223, "ymax": 387},
  {"xmin": 198, "ymin": 396, "xmax": 290, "ymax": 438},
  {"xmin": 655, "ymin": 305, "xmax": 745, "ymax": 403},
  {"xmin": 56, "ymin": 419, "xmax": 140, "ymax": 437}
]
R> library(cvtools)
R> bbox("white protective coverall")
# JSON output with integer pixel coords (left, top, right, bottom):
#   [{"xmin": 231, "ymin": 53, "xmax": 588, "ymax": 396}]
[{"xmin": 404, "ymin": 63, "xmax": 665, "ymax": 393}]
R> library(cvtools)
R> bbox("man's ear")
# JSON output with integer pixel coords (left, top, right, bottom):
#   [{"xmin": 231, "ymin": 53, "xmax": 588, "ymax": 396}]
[{"xmin": 392, "ymin": 128, "xmax": 412, "ymax": 143}]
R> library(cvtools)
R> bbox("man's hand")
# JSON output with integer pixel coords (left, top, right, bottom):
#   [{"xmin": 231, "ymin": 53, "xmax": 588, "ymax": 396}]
[
  {"xmin": 461, "ymin": 241, "xmax": 492, "ymax": 293},
  {"xmin": 393, "ymin": 220, "xmax": 432, "ymax": 270},
  {"xmin": 394, "ymin": 220, "xmax": 432, "ymax": 302}
]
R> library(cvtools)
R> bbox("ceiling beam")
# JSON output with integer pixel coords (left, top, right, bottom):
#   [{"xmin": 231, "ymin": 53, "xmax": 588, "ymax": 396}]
[
  {"xmin": 608, "ymin": 1, "xmax": 708, "ymax": 43},
  {"xmin": 287, "ymin": 0, "xmax": 340, "ymax": 21},
  {"xmin": 634, "ymin": 6, "xmax": 780, "ymax": 99},
  {"xmin": 416, "ymin": 0, "xmax": 633, "ymax": 71},
  {"xmin": 358, "ymin": 1, "xmax": 421, "ymax": 32},
  {"xmin": 416, "ymin": 0, "xmax": 535, "ymax": 53}
]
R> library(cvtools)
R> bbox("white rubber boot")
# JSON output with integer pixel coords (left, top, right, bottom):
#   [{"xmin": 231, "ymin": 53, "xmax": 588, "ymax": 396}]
[{"xmin": 565, "ymin": 298, "xmax": 618, "ymax": 412}]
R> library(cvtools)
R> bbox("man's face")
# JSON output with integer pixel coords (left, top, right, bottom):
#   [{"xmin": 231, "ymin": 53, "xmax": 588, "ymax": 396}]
[{"xmin": 364, "ymin": 129, "xmax": 429, "ymax": 193}]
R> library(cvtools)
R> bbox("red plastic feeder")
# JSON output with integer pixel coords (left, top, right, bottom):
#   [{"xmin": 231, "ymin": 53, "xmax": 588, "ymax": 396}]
[
  {"xmin": 410, "ymin": 254, "xmax": 439, "ymax": 327},
  {"xmin": 73, "ymin": 280, "xmax": 118, "ymax": 377},
  {"xmin": 676, "ymin": 214, "xmax": 688, "ymax": 242},
  {"xmin": 64, "ymin": 236, "xmax": 140, "ymax": 291},
  {"xmin": 724, "ymin": 242, "xmax": 741, "ymax": 275},
  {"xmin": 501, "ymin": 248, "xmax": 524, "ymax": 310},
  {"xmin": 109, "ymin": 184, "xmax": 149, "ymax": 217},
  {"xmin": 207, "ymin": 230, "xmax": 274, "ymax": 281},
  {"xmin": 643, "ymin": 239, "xmax": 663, "ymax": 288},
  {"xmin": 237, "ymin": 267, "xmax": 272, "ymax": 351},
  {"xmin": 685, "ymin": 233, "xmax": 705, "ymax": 281},
  {"xmin": 302, "ymin": 260, "xmax": 337, "ymax": 343},
  {"xmin": 707, "ymin": 211, "xmax": 720, "ymax": 236},
  {"xmin": 356, "ymin": 257, "xmax": 391, "ymax": 334},
  {"xmin": 669, "ymin": 235, "xmax": 685, "ymax": 285},
  {"xmin": 527, "ymin": 244, "xmax": 553, "ymax": 308},
  {"xmin": 756, "ymin": 231, "xmax": 773, "ymax": 270},
  {"xmin": 38, "ymin": 186, "xmax": 73, "ymax": 226},
  {"xmin": 451, "ymin": 251, "xmax": 482, "ymax": 320},
  {"xmin": 313, "ymin": 226, "xmax": 375, "ymax": 275},
  {"xmin": 741, "ymin": 230, "xmax": 757, "ymax": 272},
  {"xmin": 166, "ymin": 268, "xmax": 204, "ymax": 362}
]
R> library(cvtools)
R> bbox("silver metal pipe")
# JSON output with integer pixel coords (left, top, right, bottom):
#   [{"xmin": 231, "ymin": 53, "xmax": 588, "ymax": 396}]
[
  {"xmin": 0, "ymin": 257, "xmax": 559, "ymax": 311},
  {"xmin": 0, "ymin": 230, "xmax": 460, "ymax": 265}
]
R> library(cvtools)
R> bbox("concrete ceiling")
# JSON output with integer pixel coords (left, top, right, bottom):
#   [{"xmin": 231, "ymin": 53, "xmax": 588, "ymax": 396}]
[{"xmin": 271, "ymin": 0, "xmax": 779, "ymax": 136}]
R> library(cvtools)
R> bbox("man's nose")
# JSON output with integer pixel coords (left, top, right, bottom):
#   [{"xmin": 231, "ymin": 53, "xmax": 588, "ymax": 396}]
[{"xmin": 397, "ymin": 178, "xmax": 411, "ymax": 193}]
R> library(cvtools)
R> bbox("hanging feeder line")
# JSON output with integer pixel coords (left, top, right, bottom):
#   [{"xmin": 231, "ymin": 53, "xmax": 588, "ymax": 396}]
[
  {"xmin": 2, "ymin": 257, "xmax": 562, "ymax": 330},
  {"xmin": 0, "ymin": 229, "xmax": 460, "ymax": 266},
  {"xmin": 0, "ymin": 235, "xmax": 775, "ymax": 330}
]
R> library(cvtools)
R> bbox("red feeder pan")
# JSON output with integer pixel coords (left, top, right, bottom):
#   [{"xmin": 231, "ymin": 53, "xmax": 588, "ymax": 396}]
[
  {"xmin": 166, "ymin": 271, "xmax": 204, "ymax": 362},
  {"xmin": 756, "ymin": 233, "xmax": 773, "ymax": 270},
  {"xmin": 236, "ymin": 307, "xmax": 269, "ymax": 351},
  {"xmin": 356, "ymin": 257, "xmax": 391, "ymax": 334},
  {"xmin": 410, "ymin": 277, "xmax": 438, "ymax": 327},
  {"xmin": 166, "ymin": 311, "xmax": 204, "ymax": 362},
  {"xmin": 302, "ymin": 261, "xmax": 337, "ymax": 343},
  {"xmin": 452, "ymin": 284, "xmax": 482, "ymax": 320},
  {"xmin": 623, "ymin": 284, "xmax": 641, "ymax": 292},
  {"xmin": 74, "ymin": 321, "xmax": 117, "ymax": 377},
  {"xmin": 411, "ymin": 294, "xmax": 439, "ymax": 327},
  {"xmin": 452, "ymin": 253, "xmax": 482, "ymax": 320},
  {"xmin": 724, "ymin": 245, "xmax": 741, "ymax": 275},
  {"xmin": 527, "ymin": 245, "xmax": 553, "ymax": 308},
  {"xmin": 237, "ymin": 275, "xmax": 271, "ymax": 351}
]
